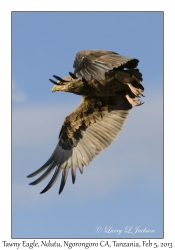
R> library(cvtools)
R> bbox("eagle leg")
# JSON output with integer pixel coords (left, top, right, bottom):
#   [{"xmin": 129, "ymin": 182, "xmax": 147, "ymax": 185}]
[
  {"xmin": 127, "ymin": 83, "xmax": 144, "ymax": 97},
  {"xmin": 125, "ymin": 94, "xmax": 144, "ymax": 106}
]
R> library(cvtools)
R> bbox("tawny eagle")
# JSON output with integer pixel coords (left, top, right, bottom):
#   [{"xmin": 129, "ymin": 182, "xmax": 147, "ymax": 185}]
[{"xmin": 27, "ymin": 50, "xmax": 144, "ymax": 194}]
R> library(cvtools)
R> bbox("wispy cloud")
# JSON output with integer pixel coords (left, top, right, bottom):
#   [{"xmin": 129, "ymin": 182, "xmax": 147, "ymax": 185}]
[{"xmin": 12, "ymin": 81, "xmax": 27, "ymax": 102}]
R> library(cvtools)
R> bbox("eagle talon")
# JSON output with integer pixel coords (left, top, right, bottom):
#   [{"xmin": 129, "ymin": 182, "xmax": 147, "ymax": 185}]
[
  {"xmin": 127, "ymin": 83, "xmax": 143, "ymax": 97},
  {"xmin": 125, "ymin": 94, "xmax": 142, "ymax": 106}
]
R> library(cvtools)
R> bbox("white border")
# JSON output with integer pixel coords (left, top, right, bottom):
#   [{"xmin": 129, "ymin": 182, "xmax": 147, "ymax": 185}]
[{"xmin": 1, "ymin": 0, "xmax": 174, "ymax": 248}]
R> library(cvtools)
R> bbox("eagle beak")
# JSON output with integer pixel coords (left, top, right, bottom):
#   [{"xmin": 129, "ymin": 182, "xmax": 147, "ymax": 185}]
[
  {"xmin": 50, "ymin": 75, "xmax": 73, "ymax": 93},
  {"xmin": 50, "ymin": 75, "xmax": 68, "ymax": 92},
  {"xmin": 52, "ymin": 85, "xmax": 65, "ymax": 92}
]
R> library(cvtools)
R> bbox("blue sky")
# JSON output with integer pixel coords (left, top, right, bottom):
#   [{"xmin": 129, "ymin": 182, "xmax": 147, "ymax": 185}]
[{"xmin": 12, "ymin": 12, "xmax": 163, "ymax": 238}]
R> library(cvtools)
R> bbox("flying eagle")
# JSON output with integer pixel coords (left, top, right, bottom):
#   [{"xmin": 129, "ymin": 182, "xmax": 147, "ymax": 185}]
[{"xmin": 27, "ymin": 50, "xmax": 144, "ymax": 194}]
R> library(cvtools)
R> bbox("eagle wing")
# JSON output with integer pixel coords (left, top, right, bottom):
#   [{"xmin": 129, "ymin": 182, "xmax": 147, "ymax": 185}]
[
  {"xmin": 73, "ymin": 50, "xmax": 139, "ymax": 81},
  {"xmin": 27, "ymin": 95, "xmax": 132, "ymax": 194}
]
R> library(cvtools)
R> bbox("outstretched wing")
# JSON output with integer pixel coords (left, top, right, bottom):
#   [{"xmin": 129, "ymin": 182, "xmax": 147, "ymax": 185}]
[
  {"xmin": 27, "ymin": 95, "xmax": 132, "ymax": 194},
  {"xmin": 73, "ymin": 50, "xmax": 139, "ymax": 81}
]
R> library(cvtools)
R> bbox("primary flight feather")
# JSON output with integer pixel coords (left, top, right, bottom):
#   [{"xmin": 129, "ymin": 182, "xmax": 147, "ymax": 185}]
[{"xmin": 27, "ymin": 50, "xmax": 144, "ymax": 194}]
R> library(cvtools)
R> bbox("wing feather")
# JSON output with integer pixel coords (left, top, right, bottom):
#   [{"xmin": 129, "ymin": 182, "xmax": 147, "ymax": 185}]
[
  {"xmin": 74, "ymin": 50, "xmax": 139, "ymax": 81},
  {"xmin": 85, "ymin": 130, "xmax": 105, "ymax": 151},
  {"xmin": 59, "ymin": 165, "xmax": 69, "ymax": 194},
  {"xmin": 28, "ymin": 95, "xmax": 131, "ymax": 194},
  {"xmin": 40, "ymin": 166, "xmax": 62, "ymax": 194},
  {"xmin": 74, "ymin": 147, "xmax": 84, "ymax": 173}
]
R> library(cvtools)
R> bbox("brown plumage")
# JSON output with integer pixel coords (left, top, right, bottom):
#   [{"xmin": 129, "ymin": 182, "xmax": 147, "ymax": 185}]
[{"xmin": 27, "ymin": 50, "xmax": 144, "ymax": 194}]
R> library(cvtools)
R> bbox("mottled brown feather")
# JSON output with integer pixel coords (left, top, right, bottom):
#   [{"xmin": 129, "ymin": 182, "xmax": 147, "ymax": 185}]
[{"xmin": 27, "ymin": 50, "xmax": 144, "ymax": 194}]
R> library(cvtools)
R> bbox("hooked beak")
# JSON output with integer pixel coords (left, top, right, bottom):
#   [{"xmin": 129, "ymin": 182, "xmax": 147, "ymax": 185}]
[
  {"xmin": 49, "ymin": 75, "xmax": 69, "ymax": 92},
  {"xmin": 52, "ymin": 85, "xmax": 65, "ymax": 92}
]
